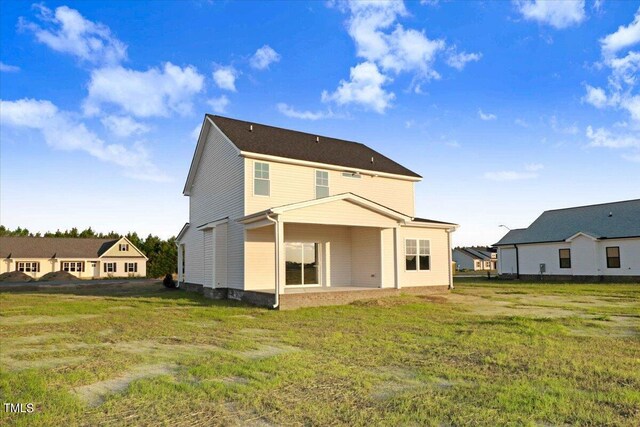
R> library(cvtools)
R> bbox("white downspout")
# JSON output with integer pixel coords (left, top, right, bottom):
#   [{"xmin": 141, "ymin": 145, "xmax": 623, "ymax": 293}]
[
  {"xmin": 265, "ymin": 214, "xmax": 280, "ymax": 309},
  {"xmin": 447, "ymin": 229, "xmax": 454, "ymax": 290}
]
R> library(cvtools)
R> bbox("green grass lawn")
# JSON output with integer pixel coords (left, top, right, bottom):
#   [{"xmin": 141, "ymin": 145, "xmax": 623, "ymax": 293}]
[{"xmin": 1, "ymin": 279, "xmax": 639, "ymax": 426}]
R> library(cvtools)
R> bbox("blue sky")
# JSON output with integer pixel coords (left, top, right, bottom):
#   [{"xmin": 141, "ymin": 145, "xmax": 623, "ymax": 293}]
[{"xmin": 1, "ymin": 0, "xmax": 639, "ymax": 246}]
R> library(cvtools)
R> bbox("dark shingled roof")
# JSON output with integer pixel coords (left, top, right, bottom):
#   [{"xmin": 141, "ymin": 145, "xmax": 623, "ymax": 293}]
[
  {"xmin": 0, "ymin": 237, "xmax": 119, "ymax": 259},
  {"xmin": 494, "ymin": 199, "xmax": 640, "ymax": 246},
  {"xmin": 209, "ymin": 115, "xmax": 422, "ymax": 178}
]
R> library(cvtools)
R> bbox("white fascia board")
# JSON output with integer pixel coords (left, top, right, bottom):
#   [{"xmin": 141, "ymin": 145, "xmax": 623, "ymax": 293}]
[
  {"xmin": 565, "ymin": 231, "xmax": 599, "ymax": 242},
  {"xmin": 239, "ymin": 151, "xmax": 422, "ymax": 182},
  {"xmin": 197, "ymin": 218, "xmax": 229, "ymax": 230}
]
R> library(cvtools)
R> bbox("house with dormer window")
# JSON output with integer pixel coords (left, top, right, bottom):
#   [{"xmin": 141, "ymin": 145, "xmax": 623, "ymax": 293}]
[{"xmin": 177, "ymin": 115, "xmax": 457, "ymax": 308}]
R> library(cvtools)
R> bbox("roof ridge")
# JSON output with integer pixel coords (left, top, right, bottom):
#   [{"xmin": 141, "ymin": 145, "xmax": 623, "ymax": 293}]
[
  {"xmin": 542, "ymin": 199, "xmax": 640, "ymax": 213},
  {"xmin": 209, "ymin": 114, "xmax": 366, "ymax": 147}
]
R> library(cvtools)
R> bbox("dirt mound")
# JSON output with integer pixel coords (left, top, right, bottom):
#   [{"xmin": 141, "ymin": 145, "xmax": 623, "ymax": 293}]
[
  {"xmin": 38, "ymin": 271, "xmax": 81, "ymax": 282},
  {"xmin": 0, "ymin": 271, "xmax": 33, "ymax": 282}
]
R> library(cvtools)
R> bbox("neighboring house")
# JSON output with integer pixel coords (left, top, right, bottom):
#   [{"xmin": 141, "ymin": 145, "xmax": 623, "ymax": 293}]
[
  {"xmin": 0, "ymin": 236, "xmax": 147, "ymax": 279},
  {"xmin": 453, "ymin": 247, "xmax": 497, "ymax": 271},
  {"xmin": 494, "ymin": 199, "xmax": 640, "ymax": 280},
  {"xmin": 176, "ymin": 115, "xmax": 458, "ymax": 308}
]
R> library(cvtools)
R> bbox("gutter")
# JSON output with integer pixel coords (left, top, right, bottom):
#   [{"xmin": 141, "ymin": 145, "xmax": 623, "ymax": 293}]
[{"xmin": 265, "ymin": 214, "xmax": 280, "ymax": 309}]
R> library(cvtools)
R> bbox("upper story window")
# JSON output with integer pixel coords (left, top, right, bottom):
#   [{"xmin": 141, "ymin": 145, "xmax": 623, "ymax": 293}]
[
  {"xmin": 405, "ymin": 239, "xmax": 430, "ymax": 271},
  {"xmin": 119, "ymin": 243, "xmax": 129, "ymax": 251},
  {"xmin": 254, "ymin": 162, "xmax": 270, "ymax": 196},
  {"xmin": 315, "ymin": 170, "xmax": 329, "ymax": 198},
  {"xmin": 559, "ymin": 249, "xmax": 571, "ymax": 268},
  {"xmin": 606, "ymin": 246, "xmax": 620, "ymax": 268}
]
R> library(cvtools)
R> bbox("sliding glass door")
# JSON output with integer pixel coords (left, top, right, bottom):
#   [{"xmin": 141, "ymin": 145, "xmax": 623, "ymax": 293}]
[{"xmin": 285, "ymin": 242, "xmax": 319, "ymax": 286}]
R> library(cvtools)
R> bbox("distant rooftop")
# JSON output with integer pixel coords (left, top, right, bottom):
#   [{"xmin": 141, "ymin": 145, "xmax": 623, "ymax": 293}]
[{"xmin": 494, "ymin": 199, "xmax": 640, "ymax": 246}]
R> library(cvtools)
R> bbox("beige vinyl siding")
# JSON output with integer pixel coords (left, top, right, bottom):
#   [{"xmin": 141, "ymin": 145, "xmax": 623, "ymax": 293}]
[
  {"xmin": 244, "ymin": 226, "xmax": 276, "ymax": 291},
  {"xmin": 282, "ymin": 199, "xmax": 398, "ymax": 228},
  {"xmin": 187, "ymin": 123, "xmax": 244, "ymax": 288},
  {"xmin": 203, "ymin": 229, "xmax": 214, "ymax": 288},
  {"xmin": 244, "ymin": 158, "xmax": 415, "ymax": 216},
  {"xmin": 351, "ymin": 227, "xmax": 381, "ymax": 286},
  {"xmin": 215, "ymin": 223, "xmax": 228, "ymax": 287},
  {"xmin": 398, "ymin": 227, "xmax": 450, "ymax": 287},
  {"xmin": 0, "ymin": 258, "xmax": 146, "ymax": 279},
  {"xmin": 100, "ymin": 238, "xmax": 146, "ymax": 258}
]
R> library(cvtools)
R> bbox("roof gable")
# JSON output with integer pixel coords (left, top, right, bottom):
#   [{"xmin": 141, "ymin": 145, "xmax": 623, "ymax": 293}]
[{"xmin": 494, "ymin": 199, "xmax": 640, "ymax": 246}]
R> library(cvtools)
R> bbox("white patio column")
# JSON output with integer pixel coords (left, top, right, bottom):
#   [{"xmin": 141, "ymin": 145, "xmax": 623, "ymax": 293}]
[
  {"xmin": 379, "ymin": 229, "xmax": 385, "ymax": 288},
  {"xmin": 277, "ymin": 220, "xmax": 285, "ymax": 295},
  {"xmin": 393, "ymin": 227, "xmax": 401, "ymax": 289}
]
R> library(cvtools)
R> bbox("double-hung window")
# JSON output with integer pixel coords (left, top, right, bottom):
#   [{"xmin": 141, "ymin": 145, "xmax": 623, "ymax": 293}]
[
  {"xmin": 606, "ymin": 247, "xmax": 621, "ymax": 268},
  {"xmin": 124, "ymin": 262, "xmax": 137, "ymax": 273},
  {"xmin": 405, "ymin": 239, "xmax": 430, "ymax": 271},
  {"xmin": 559, "ymin": 249, "xmax": 571, "ymax": 268},
  {"xmin": 315, "ymin": 170, "xmax": 329, "ymax": 198},
  {"xmin": 104, "ymin": 262, "xmax": 117, "ymax": 273},
  {"xmin": 254, "ymin": 162, "xmax": 270, "ymax": 196}
]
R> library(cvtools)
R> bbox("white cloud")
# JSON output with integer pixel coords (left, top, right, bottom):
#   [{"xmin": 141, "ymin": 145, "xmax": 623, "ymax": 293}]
[
  {"xmin": 582, "ymin": 85, "xmax": 608, "ymax": 108},
  {"xmin": 250, "ymin": 45, "xmax": 281, "ymax": 70},
  {"xmin": 514, "ymin": 0, "xmax": 586, "ymax": 29},
  {"xmin": 1, "ymin": 98, "xmax": 168, "ymax": 181},
  {"xmin": 212, "ymin": 65, "xmax": 238, "ymax": 92},
  {"xmin": 0, "ymin": 62, "xmax": 20, "ymax": 72},
  {"xmin": 593, "ymin": 0, "xmax": 604, "ymax": 13},
  {"xmin": 484, "ymin": 171, "xmax": 537, "ymax": 181},
  {"xmin": 191, "ymin": 124, "xmax": 202, "ymax": 142},
  {"xmin": 586, "ymin": 125, "xmax": 640, "ymax": 148},
  {"xmin": 515, "ymin": 118, "xmax": 529, "ymax": 127},
  {"xmin": 277, "ymin": 103, "xmax": 335, "ymax": 120},
  {"xmin": 83, "ymin": 63, "xmax": 204, "ymax": 117},
  {"xmin": 101, "ymin": 115, "xmax": 149, "ymax": 137},
  {"xmin": 420, "ymin": 0, "xmax": 439, "ymax": 6},
  {"xmin": 19, "ymin": 5, "xmax": 127, "ymax": 65},
  {"xmin": 600, "ymin": 7, "xmax": 640, "ymax": 57},
  {"xmin": 550, "ymin": 115, "xmax": 579, "ymax": 135},
  {"xmin": 207, "ymin": 95, "xmax": 230, "ymax": 113},
  {"xmin": 478, "ymin": 109, "xmax": 497, "ymax": 120},
  {"xmin": 525, "ymin": 163, "xmax": 544, "ymax": 171},
  {"xmin": 445, "ymin": 49, "xmax": 482, "ymax": 70},
  {"xmin": 321, "ymin": 61, "xmax": 395, "ymax": 113}
]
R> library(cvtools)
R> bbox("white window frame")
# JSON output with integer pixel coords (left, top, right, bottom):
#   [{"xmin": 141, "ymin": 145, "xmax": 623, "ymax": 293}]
[
  {"xmin": 17, "ymin": 262, "xmax": 39, "ymax": 272},
  {"xmin": 104, "ymin": 262, "xmax": 116, "ymax": 273},
  {"xmin": 119, "ymin": 243, "xmax": 129, "ymax": 251},
  {"xmin": 253, "ymin": 161, "xmax": 270, "ymax": 196},
  {"xmin": 315, "ymin": 169, "xmax": 329, "ymax": 199},
  {"xmin": 124, "ymin": 262, "xmax": 137, "ymax": 273},
  {"xmin": 62, "ymin": 261, "xmax": 84, "ymax": 272},
  {"xmin": 404, "ymin": 238, "xmax": 431, "ymax": 272}
]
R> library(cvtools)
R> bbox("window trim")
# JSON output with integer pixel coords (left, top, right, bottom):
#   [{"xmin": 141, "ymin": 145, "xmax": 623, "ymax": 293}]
[
  {"xmin": 62, "ymin": 261, "xmax": 84, "ymax": 273},
  {"xmin": 119, "ymin": 243, "xmax": 129, "ymax": 251},
  {"xmin": 17, "ymin": 261, "xmax": 40, "ymax": 273},
  {"xmin": 104, "ymin": 262, "xmax": 117, "ymax": 273},
  {"xmin": 606, "ymin": 246, "xmax": 621, "ymax": 269},
  {"xmin": 315, "ymin": 169, "xmax": 329, "ymax": 199},
  {"xmin": 558, "ymin": 248, "xmax": 571, "ymax": 269},
  {"xmin": 253, "ymin": 161, "xmax": 271, "ymax": 197},
  {"xmin": 404, "ymin": 238, "xmax": 431, "ymax": 272},
  {"xmin": 124, "ymin": 262, "xmax": 138, "ymax": 273}
]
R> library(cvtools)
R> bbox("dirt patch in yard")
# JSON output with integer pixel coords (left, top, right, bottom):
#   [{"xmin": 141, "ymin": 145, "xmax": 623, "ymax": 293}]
[
  {"xmin": 236, "ymin": 344, "xmax": 300, "ymax": 360},
  {"xmin": 2, "ymin": 355, "xmax": 87, "ymax": 371},
  {"xmin": 74, "ymin": 363, "xmax": 177, "ymax": 406},
  {"xmin": 0, "ymin": 314, "xmax": 100, "ymax": 326}
]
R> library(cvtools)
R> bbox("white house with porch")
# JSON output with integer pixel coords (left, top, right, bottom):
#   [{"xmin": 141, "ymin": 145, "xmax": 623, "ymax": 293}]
[{"xmin": 176, "ymin": 115, "xmax": 457, "ymax": 308}]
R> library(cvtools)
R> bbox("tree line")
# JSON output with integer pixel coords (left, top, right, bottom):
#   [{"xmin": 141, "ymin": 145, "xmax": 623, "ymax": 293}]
[{"xmin": 0, "ymin": 226, "xmax": 177, "ymax": 278}]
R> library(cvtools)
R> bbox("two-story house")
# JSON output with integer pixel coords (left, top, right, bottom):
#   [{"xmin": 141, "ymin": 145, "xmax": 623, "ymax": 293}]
[{"xmin": 177, "ymin": 115, "xmax": 457, "ymax": 308}]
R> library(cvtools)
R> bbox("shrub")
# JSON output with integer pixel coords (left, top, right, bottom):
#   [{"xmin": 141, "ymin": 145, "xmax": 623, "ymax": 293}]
[{"xmin": 163, "ymin": 274, "xmax": 177, "ymax": 288}]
